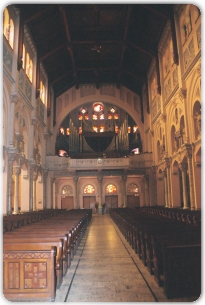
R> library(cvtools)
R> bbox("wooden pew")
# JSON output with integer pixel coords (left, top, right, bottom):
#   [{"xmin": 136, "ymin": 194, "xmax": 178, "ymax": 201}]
[
  {"xmin": 4, "ymin": 232, "xmax": 70, "ymax": 276},
  {"xmin": 3, "ymin": 247, "xmax": 56, "ymax": 302},
  {"xmin": 163, "ymin": 244, "xmax": 201, "ymax": 299},
  {"xmin": 110, "ymin": 208, "xmax": 201, "ymax": 299},
  {"xmin": 3, "ymin": 239, "xmax": 64, "ymax": 289}
]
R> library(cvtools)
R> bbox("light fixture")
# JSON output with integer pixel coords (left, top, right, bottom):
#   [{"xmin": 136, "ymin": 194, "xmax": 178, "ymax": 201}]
[
  {"xmin": 93, "ymin": 102, "xmax": 104, "ymax": 112},
  {"xmin": 60, "ymin": 127, "xmax": 64, "ymax": 135},
  {"xmin": 81, "ymin": 107, "xmax": 87, "ymax": 114},
  {"xmin": 92, "ymin": 114, "xmax": 98, "ymax": 120},
  {"xmin": 99, "ymin": 113, "xmax": 104, "ymax": 120},
  {"xmin": 133, "ymin": 126, "xmax": 138, "ymax": 133}
]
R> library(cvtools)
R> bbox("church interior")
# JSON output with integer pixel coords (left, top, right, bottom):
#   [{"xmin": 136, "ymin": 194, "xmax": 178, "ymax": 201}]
[{"xmin": 3, "ymin": 3, "xmax": 201, "ymax": 302}]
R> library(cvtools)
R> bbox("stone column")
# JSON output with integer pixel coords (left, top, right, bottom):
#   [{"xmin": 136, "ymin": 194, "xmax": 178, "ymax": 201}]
[
  {"xmin": 179, "ymin": 163, "xmax": 189, "ymax": 209},
  {"xmin": 29, "ymin": 162, "xmax": 36, "ymax": 211},
  {"xmin": 151, "ymin": 166, "xmax": 157, "ymax": 206},
  {"xmin": 10, "ymin": 92, "xmax": 19, "ymax": 147},
  {"xmin": 187, "ymin": 151, "xmax": 195, "ymax": 210},
  {"xmin": 164, "ymin": 158, "xmax": 172, "ymax": 208},
  {"xmin": 7, "ymin": 151, "xmax": 17, "ymax": 215},
  {"xmin": 33, "ymin": 171, "xmax": 38, "ymax": 211},
  {"xmin": 163, "ymin": 169, "xmax": 168, "ymax": 208},
  {"xmin": 121, "ymin": 174, "xmax": 127, "ymax": 207},
  {"xmin": 98, "ymin": 174, "xmax": 103, "ymax": 214},
  {"xmin": 144, "ymin": 175, "xmax": 149, "ymax": 206},
  {"xmin": 55, "ymin": 180, "xmax": 59, "ymax": 209},
  {"xmin": 13, "ymin": 166, "xmax": 21, "ymax": 214},
  {"xmin": 51, "ymin": 177, "xmax": 56, "ymax": 209},
  {"xmin": 43, "ymin": 168, "xmax": 48, "ymax": 209},
  {"xmin": 73, "ymin": 176, "xmax": 79, "ymax": 209}
]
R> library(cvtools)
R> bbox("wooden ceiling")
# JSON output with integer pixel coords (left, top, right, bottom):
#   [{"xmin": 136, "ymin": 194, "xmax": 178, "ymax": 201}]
[{"xmin": 15, "ymin": 4, "xmax": 175, "ymax": 97}]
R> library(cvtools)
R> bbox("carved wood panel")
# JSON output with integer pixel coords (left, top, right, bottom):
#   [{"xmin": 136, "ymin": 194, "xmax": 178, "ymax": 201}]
[
  {"xmin": 8, "ymin": 262, "xmax": 20, "ymax": 289},
  {"xmin": 24, "ymin": 262, "xmax": 47, "ymax": 289}
]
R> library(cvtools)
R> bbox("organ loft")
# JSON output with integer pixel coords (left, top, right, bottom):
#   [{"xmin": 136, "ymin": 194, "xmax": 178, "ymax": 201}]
[{"xmin": 3, "ymin": 4, "xmax": 201, "ymax": 302}]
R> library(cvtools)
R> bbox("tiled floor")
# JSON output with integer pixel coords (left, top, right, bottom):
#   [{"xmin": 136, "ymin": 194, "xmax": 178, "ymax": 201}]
[{"xmin": 55, "ymin": 214, "xmax": 199, "ymax": 302}]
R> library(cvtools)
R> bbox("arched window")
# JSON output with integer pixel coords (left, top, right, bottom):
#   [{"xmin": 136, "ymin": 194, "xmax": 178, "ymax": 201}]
[
  {"xmin": 3, "ymin": 8, "xmax": 14, "ymax": 49},
  {"xmin": 106, "ymin": 184, "xmax": 117, "ymax": 193},
  {"xmin": 62, "ymin": 185, "xmax": 73, "ymax": 195},
  {"xmin": 22, "ymin": 43, "xmax": 33, "ymax": 82},
  {"xmin": 151, "ymin": 72, "xmax": 157, "ymax": 100},
  {"xmin": 180, "ymin": 5, "xmax": 192, "ymax": 44},
  {"xmin": 171, "ymin": 125, "xmax": 178, "ymax": 153},
  {"xmin": 193, "ymin": 101, "xmax": 201, "ymax": 139},
  {"xmin": 40, "ymin": 80, "xmax": 45, "ymax": 104},
  {"xmin": 84, "ymin": 184, "xmax": 95, "ymax": 194},
  {"xmin": 127, "ymin": 183, "xmax": 139, "ymax": 196}
]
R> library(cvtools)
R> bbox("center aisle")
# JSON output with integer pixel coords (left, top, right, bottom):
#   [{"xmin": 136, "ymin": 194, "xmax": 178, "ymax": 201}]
[{"xmin": 55, "ymin": 214, "xmax": 195, "ymax": 302}]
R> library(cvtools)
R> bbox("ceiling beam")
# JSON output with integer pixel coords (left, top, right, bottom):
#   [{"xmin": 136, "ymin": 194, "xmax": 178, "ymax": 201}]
[
  {"xmin": 51, "ymin": 70, "xmax": 73, "ymax": 85},
  {"xmin": 23, "ymin": 5, "xmax": 54, "ymax": 24},
  {"xmin": 72, "ymin": 40, "xmax": 122, "ymax": 45},
  {"xmin": 141, "ymin": 4, "xmax": 171, "ymax": 20},
  {"xmin": 77, "ymin": 67, "xmax": 118, "ymax": 72},
  {"xmin": 128, "ymin": 42, "xmax": 156, "ymax": 58},
  {"xmin": 123, "ymin": 69, "xmax": 145, "ymax": 83},
  {"xmin": 117, "ymin": 5, "xmax": 132, "ymax": 87},
  {"xmin": 40, "ymin": 44, "xmax": 66, "ymax": 61},
  {"xmin": 59, "ymin": 5, "xmax": 79, "ymax": 89}
]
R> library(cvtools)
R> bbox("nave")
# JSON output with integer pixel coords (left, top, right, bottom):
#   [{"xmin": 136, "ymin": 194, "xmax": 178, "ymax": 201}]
[{"xmin": 55, "ymin": 214, "xmax": 197, "ymax": 302}]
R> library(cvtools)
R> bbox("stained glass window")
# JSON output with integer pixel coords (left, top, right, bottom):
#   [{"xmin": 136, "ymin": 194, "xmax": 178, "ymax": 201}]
[
  {"xmin": 62, "ymin": 185, "xmax": 73, "ymax": 195},
  {"xmin": 127, "ymin": 183, "xmax": 139, "ymax": 195},
  {"xmin": 106, "ymin": 184, "xmax": 117, "ymax": 193},
  {"xmin": 84, "ymin": 185, "xmax": 95, "ymax": 194}
]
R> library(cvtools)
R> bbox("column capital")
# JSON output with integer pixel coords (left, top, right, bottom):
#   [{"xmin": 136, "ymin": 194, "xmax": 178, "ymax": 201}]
[
  {"xmin": 11, "ymin": 91, "xmax": 19, "ymax": 104},
  {"xmin": 29, "ymin": 161, "xmax": 36, "ymax": 171},
  {"xmin": 178, "ymin": 88, "xmax": 187, "ymax": 102},
  {"xmin": 44, "ymin": 131, "xmax": 49, "ymax": 140},
  {"xmin": 179, "ymin": 162, "xmax": 188, "ymax": 172},
  {"xmin": 13, "ymin": 166, "xmax": 21, "ymax": 176},
  {"xmin": 33, "ymin": 171, "xmax": 38, "ymax": 181},
  {"xmin": 184, "ymin": 143, "xmax": 192, "ymax": 158},
  {"xmin": 51, "ymin": 177, "xmax": 56, "ymax": 184},
  {"xmin": 160, "ymin": 113, "xmax": 166, "ymax": 122},
  {"xmin": 73, "ymin": 175, "xmax": 79, "ymax": 183},
  {"xmin": 42, "ymin": 167, "xmax": 49, "ymax": 179},
  {"xmin": 164, "ymin": 157, "xmax": 171, "ymax": 169},
  {"xmin": 151, "ymin": 165, "xmax": 157, "ymax": 174},
  {"xmin": 8, "ymin": 151, "xmax": 17, "ymax": 162},
  {"xmin": 121, "ymin": 174, "xmax": 127, "ymax": 182},
  {"xmin": 97, "ymin": 174, "xmax": 103, "ymax": 182}
]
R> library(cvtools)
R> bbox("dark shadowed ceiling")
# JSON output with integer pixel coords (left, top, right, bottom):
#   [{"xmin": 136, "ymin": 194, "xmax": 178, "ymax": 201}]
[{"xmin": 14, "ymin": 4, "xmax": 175, "ymax": 97}]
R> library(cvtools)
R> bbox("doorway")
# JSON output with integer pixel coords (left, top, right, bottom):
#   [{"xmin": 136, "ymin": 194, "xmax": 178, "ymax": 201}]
[
  {"xmin": 127, "ymin": 195, "xmax": 140, "ymax": 209},
  {"xmin": 61, "ymin": 196, "xmax": 74, "ymax": 210},
  {"xmin": 83, "ymin": 196, "xmax": 96, "ymax": 213},
  {"xmin": 105, "ymin": 195, "xmax": 118, "ymax": 214}
]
